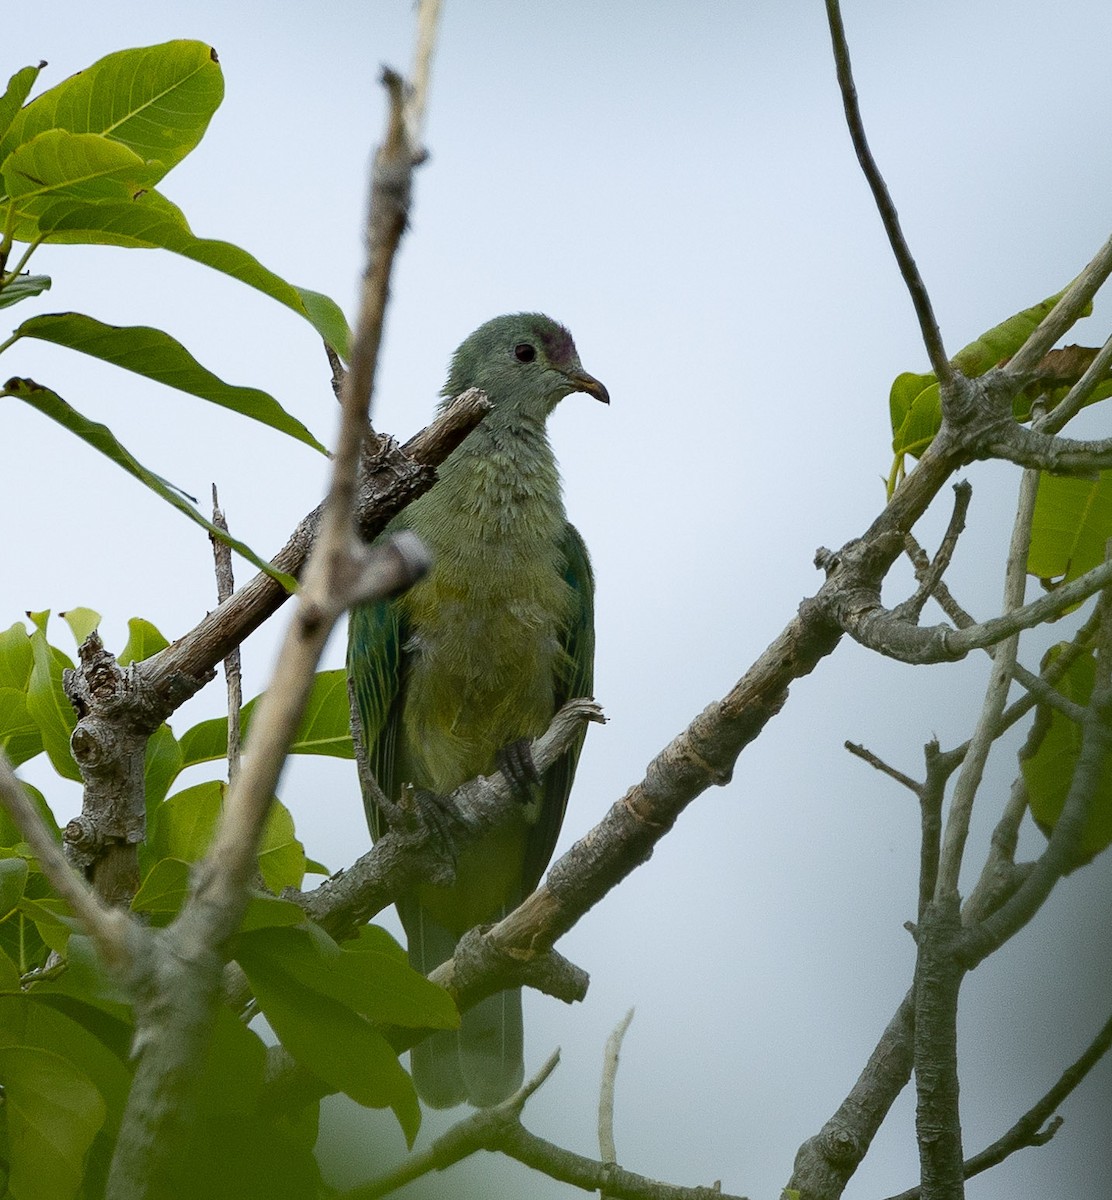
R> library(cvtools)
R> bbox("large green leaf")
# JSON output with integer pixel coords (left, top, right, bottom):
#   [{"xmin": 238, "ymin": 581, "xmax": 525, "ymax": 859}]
[
  {"xmin": 0, "ymin": 780, "xmax": 60, "ymax": 850},
  {"xmin": 0, "ymin": 621, "xmax": 33, "ymax": 691},
  {"xmin": 1021, "ymin": 647, "xmax": 1112, "ymax": 867},
  {"xmin": 149, "ymin": 781, "xmax": 305, "ymax": 891},
  {"xmin": 11, "ymin": 312, "xmax": 328, "ymax": 452},
  {"xmin": 234, "ymin": 931, "xmax": 421, "ymax": 1143},
  {"xmin": 2, "ymin": 377, "xmax": 296, "ymax": 591},
  {"xmin": 24, "ymin": 626, "xmax": 79, "ymax": 782},
  {"xmin": 234, "ymin": 924, "xmax": 458, "ymax": 1032},
  {"xmin": 0, "ymin": 1044, "xmax": 107, "ymax": 1200},
  {"xmin": 130, "ymin": 857, "xmax": 190, "ymax": 923},
  {"xmin": 29, "ymin": 197, "xmax": 351, "ymax": 356},
  {"xmin": 2, "ymin": 130, "xmax": 155, "ymax": 212},
  {"xmin": 180, "ymin": 669, "xmax": 355, "ymax": 768},
  {"xmin": 143, "ymin": 722, "xmax": 182, "ymax": 811},
  {"xmin": 0, "ymin": 688, "xmax": 42, "ymax": 767},
  {"xmin": 59, "ymin": 607, "xmax": 100, "ymax": 646},
  {"xmin": 258, "ymin": 801, "xmax": 306, "ymax": 893},
  {"xmin": 0, "ymin": 857, "xmax": 29, "ymax": 921},
  {"xmin": 118, "ymin": 615, "xmax": 169, "ymax": 665},
  {"xmin": 1028, "ymin": 471, "xmax": 1112, "ymax": 586},
  {"xmin": 0, "ymin": 63, "xmax": 44, "ymax": 146},
  {"xmin": 0, "ymin": 41, "xmax": 222, "ymax": 180}
]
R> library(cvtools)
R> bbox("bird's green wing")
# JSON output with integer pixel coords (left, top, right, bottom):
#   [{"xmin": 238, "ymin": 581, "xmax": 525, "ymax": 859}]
[
  {"xmin": 347, "ymin": 597, "xmax": 406, "ymax": 840},
  {"xmin": 522, "ymin": 521, "xmax": 595, "ymax": 894}
]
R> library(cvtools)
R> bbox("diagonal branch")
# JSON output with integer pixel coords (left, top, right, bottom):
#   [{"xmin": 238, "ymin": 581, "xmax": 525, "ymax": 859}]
[{"xmin": 824, "ymin": 0, "xmax": 952, "ymax": 385}]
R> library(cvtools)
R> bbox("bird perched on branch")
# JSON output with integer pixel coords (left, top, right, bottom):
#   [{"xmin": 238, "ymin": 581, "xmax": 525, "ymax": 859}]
[{"xmin": 348, "ymin": 313, "xmax": 607, "ymax": 1107}]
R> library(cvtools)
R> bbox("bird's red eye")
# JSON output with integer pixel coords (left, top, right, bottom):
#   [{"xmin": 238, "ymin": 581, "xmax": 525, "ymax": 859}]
[{"xmin": 514, "ymin": 343, "xmax": 536, "ymax": 363}]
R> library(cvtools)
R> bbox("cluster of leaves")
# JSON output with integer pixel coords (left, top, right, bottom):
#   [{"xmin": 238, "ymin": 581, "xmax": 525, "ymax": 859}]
[
  {"xmin": 888, "ymin": 296, "xmax": 1112, "ymax": 864},
  {"xmin": 0, "ymin": 40, "xmax": 351, "ymax": 583},
  {"xmin": 1, "ymin": 611, "xmax": 458, "ymax": 1197},
  {"xmin": 0, "ymin": 42, "xmax": 456, "ymax": 1198}
]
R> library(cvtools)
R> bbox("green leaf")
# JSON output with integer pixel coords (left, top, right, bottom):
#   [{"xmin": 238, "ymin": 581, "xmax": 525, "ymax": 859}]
[
  {"xmin": 0, "ymin": 273, "xmax": 51, "ymax": 309},
  {"xmin": 25, "ymin": 627, "xmax": 79, "ymax": 781},
  {"xmin": 143, "ymin": 722, "xmax": 182, "ymax": 810},
  {"xmin": 235, "ymin": 925, "xmax": 458, "ymax": 1031},
  {"xmin": 180, "ymin": 669, "xmax": 355, "ymax": 767},
  {"xmin": 1029, "ymin": 471, "xmax": 1112, "ymax": 586},
  {"xmin": 11, "ymin": 313, "xmax": 327, "ymax": 452},
  {"xmin": 235, "ymin": 933, "xmax": 421, "ymax": 1143},
  {"xmin": 2, "ymin": 377, "xmax": 297, "ymax": 591},
  {"xmin": 118, "ymin": 615, "xmax": 169, "ymax": 665},
  {"xmin": 150, "ymin": 783, "xmax": 305, "ymax": 891},
  {"xmin": 0, "ymin": 62, "xmax": 45, "ymax": 146},
  {"xmin": 239, "ymin": 893, "xmax": 307, "ymax": 932},
  {"xmin": 149, "ymin": 779, "xmax": 222, "ymax": 863},
  {"xmin": 0, "ymin": 994, "xmax": 131, "ymax": 1129},
  {"xmin": 2, "ymin": 130, "xmax": 155, "ymax": 209},
  {"xmin": 0, "ymin": 1044, "xmax": 107, "ymax": 1200},
  {"xmin": 1021, "ymin": 647, "xmax": 1112, "ymax": 867},
  {"xmin": 0, "ymin": 945, "xmax": 19, "ymax": 991},
  {"xmin": 0, "ymin": 781, "xmax": 59, "ymax": 850},
  {"xmin": 0, "ymin": 41, "xmax": 222, "ymax": 182},
  {"xmin": 17, "ymin": 897, "xmax": 77, "ymax": 953},
  {"xmin": 0, "ymin": 621, "xmax": 34, "ymax": 690},
  {"xmin": 0, "ymin": 687, "xmax": 42, "ymax": 767},
  {"xmin": 130, "ymin": 857, "xmax": 190, "ymax": 921},
  {"xmin": 30, "ymin": 198, "xmax": 351, "ymax": 354},
  {"xmin": 0, "ymin": 857, "xmax": 29, "ymax": 920},
  {"xmin": 59, "ymin": 607, "xmax": 100, "ymax": 646},
  {"xmin": 950, "ymin": 290, "xmax": 1070, "ymax": 378},
  {"xmin": 258, "ymin": 800, "xmax": 306, "ymax": 893}
]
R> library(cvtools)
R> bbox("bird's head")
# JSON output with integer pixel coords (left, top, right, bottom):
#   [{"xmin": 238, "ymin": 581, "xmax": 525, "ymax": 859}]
[{"xmin": 441, "ymin": 312, "xmax": 609, "ymax": 420}]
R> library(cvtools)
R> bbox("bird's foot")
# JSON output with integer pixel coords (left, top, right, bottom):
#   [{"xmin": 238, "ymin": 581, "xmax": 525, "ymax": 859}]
[
  {"xmin": 405, "ymin": 785, "xmax": 467, "ymax": 876},
  {"xmin": 497, "ymin": 737, "xmax": 541, "ymax": 802}
]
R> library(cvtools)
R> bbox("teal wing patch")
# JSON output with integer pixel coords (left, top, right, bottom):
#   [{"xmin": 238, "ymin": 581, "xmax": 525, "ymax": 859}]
[
  {"xmin": 522, "ymin": 521, "xmax": 595, "ymax": 894},
  {"xmin": 347, "ymin": 598, "xmax": 406, "ymax": 840}
]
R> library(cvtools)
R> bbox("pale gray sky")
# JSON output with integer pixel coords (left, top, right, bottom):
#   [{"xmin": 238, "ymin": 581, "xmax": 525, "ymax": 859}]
[{"xmin": 4, "ymin": 3, "xmax": 1111, "ymax": 1197}]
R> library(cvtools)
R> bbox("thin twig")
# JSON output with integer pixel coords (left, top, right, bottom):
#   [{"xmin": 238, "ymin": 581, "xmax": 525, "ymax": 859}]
[
  {"xmin": 936, "ymin": 466, "xmax": 1038, "ymax": 898},
  {"xmin": 894, "ymin": 482, "xmax": 971, "ymax": 623},
  {"xmin": 599, "ymin": 1008, "xmax": 635, "ymax": 1179},
  {"xmin": 211, "ymin": 485, "xmax": 242, "ymax": 784},
  {"xmin": 844, "ymin": 740, "xmax": 922, "ymax": 796},
  {"xmin": 824, "ymin": 0, "xmax": 951, "ymax": 385},
  {"xmin": 348, "ymin": 1051, "xmax": 562, "ymax": 1200}
]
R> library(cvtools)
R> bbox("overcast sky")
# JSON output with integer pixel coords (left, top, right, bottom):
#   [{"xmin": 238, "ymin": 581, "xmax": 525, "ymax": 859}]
[{"xmin": 4, "ymin": 3, "xmax": 1111, "ymax": 1197}]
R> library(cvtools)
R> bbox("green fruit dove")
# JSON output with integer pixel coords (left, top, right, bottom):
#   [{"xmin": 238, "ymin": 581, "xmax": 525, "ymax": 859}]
[{"xmin": 348, "ymin": 313, "xmax": 607, "ymax": 1107}]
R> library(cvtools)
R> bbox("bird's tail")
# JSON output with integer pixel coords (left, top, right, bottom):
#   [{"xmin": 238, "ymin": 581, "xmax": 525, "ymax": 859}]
[{"xmin": 402, "ymin": 899, "xmax": 524, "ymax": 1108}]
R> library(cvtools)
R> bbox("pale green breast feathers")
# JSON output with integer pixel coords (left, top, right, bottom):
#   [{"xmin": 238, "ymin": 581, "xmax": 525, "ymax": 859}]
[{"xmin": 397, "ymin": 421, "xmax": 574, "ymax": 793}]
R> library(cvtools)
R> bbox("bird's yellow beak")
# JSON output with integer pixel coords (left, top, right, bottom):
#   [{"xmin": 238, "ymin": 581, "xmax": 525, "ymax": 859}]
[{"xmin": 565, "ymin": 369, "xmax": 610, "ymax": 405}]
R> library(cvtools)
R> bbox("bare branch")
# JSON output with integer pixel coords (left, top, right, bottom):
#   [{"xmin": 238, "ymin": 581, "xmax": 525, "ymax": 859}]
[
  {"xmin": 599, "ymin": 1009, "xmax": 635, "ymax": 1172},
  {"xmin": 893, "ymin": 482, "xmax": 971, "ymax": 624},
  {"xmin": 824, "ymin": 0, "xmax": 951, "ymax": 384},
  {"xmin": 936, "ymin": 466, "xmax": 1037, "ymax": 899},
  {"xmin": 844, "ymin": 740, "xmax": 922, "ymax": 796},
  {"xmin": 210, "ymin": 485, "xmax": 242, "ymax": 784}
]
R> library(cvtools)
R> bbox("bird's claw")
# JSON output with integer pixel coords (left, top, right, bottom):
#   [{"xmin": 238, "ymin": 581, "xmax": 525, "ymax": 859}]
[{"xmin": 497, "ymin": 737, "xmax": 541, "ymax": 802}]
